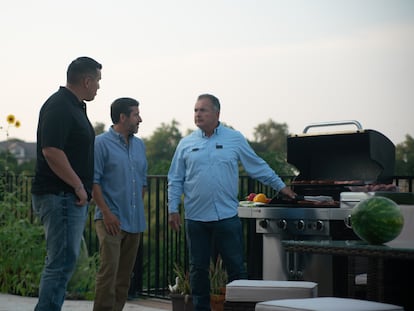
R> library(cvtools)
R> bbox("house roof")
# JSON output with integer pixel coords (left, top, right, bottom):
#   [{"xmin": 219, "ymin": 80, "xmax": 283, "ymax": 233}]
[{"xmin": 0, "ymin": 139, "xmax": 36, "ymax": 161}]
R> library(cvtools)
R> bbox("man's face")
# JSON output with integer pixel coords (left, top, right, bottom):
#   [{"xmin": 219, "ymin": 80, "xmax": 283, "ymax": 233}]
[
  {"xmin": 83, "ymin": 69, "xmax": 101, "ymax": 101},
  {"xmin": 125, "ymin": 106, "xmax": 142, "ymax": 135},
  {"xmin": 194, "ymin": 97, "xmax": 219, "ymax": 133}
]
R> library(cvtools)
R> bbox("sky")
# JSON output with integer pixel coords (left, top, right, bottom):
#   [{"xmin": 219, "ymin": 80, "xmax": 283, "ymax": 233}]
[{"xmin": 1, "ymin": 0, "xmax": 413, "ymax": 146}]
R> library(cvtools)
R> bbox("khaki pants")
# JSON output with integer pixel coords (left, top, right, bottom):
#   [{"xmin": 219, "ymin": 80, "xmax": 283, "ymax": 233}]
[{"xmin": 93, "ymin": 220, "xmax": 141, "ymax": 311}]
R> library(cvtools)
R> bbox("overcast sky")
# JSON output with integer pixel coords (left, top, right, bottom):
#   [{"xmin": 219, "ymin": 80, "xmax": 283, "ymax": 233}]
[{"xmin": 1, "ymin": 0, "xmax": 413, "ymax": 146}]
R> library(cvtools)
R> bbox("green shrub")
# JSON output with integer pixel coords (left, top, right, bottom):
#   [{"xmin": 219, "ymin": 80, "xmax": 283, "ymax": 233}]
[
  {"xmin": 67, "ymin": 237, "xmax": 99, "ymax": 300},
  {"xmin": 0, "ymin": 177, "xmax": 98, "ymax": 300},
  {"xmin": 0, "ymin": 192, "xmax": 45, "ymax": 296}
]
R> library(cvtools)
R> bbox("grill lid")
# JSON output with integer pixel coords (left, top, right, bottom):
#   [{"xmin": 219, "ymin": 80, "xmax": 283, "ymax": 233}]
[{"xmin": 287, "ymin": 121, "xmax": 395, "ymax": 183}]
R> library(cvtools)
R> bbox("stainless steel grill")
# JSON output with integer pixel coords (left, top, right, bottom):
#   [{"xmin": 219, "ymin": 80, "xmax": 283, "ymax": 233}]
[
  {"xmin": 239, "ymin": 121, "xmax": 397, "ymax": 297},
  {"xmin": 239, "ymin": 206, "xmax": 356, "ymax": 296}
]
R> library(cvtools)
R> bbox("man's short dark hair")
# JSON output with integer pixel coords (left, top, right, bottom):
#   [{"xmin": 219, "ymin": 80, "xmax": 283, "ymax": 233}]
[
  {"xmin": 198, "ymin": 94, "xmax": 220, "ymax": 112},
  {"xmin": 111, "ymin": 97, "xmax": 139, "ymax": 124},
  {"xmin": 67, "ymin": 56, "xmax": 102, "ymax": 84}
]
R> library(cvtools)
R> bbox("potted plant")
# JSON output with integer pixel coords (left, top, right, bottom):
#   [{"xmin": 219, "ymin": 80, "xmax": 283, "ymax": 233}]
[
  {"xmin": 169, "ymin": 262, "xmax": 193, "ymax": 311},
  {"xmin": 169, "ymin": 257, "xmax": 228, "ymax": 311},
  {"xmin": 209, "ymin": 256, "xmax": 228, "ymax": 311}
]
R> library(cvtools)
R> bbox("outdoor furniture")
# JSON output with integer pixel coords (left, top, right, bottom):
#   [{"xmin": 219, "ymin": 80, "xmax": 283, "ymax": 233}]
[
  {"xmin": 282, "ymin": 239, "xmax": 414, "ymax": 310},
  {"xmin": 255, "ymin": 297, "xmax": 404, "ymax": 311},
  {"xmin": 224, "ymin": 280, "xmax": 318, "ymax": 311}
]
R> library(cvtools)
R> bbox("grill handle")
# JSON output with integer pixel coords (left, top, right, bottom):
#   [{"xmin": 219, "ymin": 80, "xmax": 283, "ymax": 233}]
[{"xmin": 303, "ymin": 120, "xmax": 363, "ymax": 133}]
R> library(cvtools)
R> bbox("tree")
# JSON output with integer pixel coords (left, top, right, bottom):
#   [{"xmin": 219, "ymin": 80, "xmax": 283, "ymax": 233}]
[
  {"xmin": 395, "ymin": 134, "xmax": 414, "ymax": 175},
  {"xmin": 252, "ymin": 119, "xmax": 289, "ymax": 154},
  {"xmin": 93, "ymin": 122, "xmax": 106, "ymax": 136},
  {"xmin": 248, "ymin": 119, "xmax": 296, "ymax": 176},
  {"xmin": 144, "ymin": 120, "xmax": 182, "ymax": 175}
]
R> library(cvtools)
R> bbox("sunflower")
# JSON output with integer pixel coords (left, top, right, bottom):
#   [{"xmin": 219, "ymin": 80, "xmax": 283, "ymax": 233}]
[
  {"xmin": 15, "ymin": 120, "xmax": 21, "ymax": 128},
  {"xmin": 7, "ymin": 114, "xmax": 15, "ymax": 124}
]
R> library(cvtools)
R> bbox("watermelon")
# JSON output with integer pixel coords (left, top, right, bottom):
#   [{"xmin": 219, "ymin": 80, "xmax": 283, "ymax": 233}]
[{"xmin": 351, "ymin": 196, "xmax": 404, "ymax": 245}]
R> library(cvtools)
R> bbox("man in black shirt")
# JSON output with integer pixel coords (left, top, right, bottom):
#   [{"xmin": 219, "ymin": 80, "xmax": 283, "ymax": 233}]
[{"xmin": 31, "ymin": 56, "xmax": 102, "ymax": 311}]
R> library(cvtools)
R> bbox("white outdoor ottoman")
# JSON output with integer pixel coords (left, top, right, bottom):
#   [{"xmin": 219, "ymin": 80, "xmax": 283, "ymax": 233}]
[
  {"xmin": 255, "ymin": 297, "xmax": 404, "ymax": 311},
  {"xmin": 223, "ymin": 280, "xmax": 318, "ymax": 311}
]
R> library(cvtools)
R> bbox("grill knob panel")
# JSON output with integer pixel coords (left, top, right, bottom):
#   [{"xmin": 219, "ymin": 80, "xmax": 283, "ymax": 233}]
[
  {"xmin": 316, "ymin": 220, "xmax": 324, "ymax": 231},
  {"xmin": 297, "ymin": 220, "xmax": 305, "ymax": 231},
  {"xmin": 277, "ymin": 219, "xmax": 287, "ymax": 230},
  {"xmin": 258, "ymin": 219, "xmax": 268, "ymax": 229}
]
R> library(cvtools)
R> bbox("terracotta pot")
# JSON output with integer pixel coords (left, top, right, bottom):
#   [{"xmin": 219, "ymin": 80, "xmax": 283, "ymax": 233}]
[
  {"xmin": 170, "ymin": 293, "xmax": 194, "ymax": 311},
  {"xmin": 210, "ymin": 294, "xmax": 225, "ymax": 311}
]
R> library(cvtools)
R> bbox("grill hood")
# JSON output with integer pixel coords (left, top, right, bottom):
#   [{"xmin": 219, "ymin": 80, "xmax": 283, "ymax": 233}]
[{"xmin": 287, "ymin": 121, "xmax": 395, "ymax": 184}]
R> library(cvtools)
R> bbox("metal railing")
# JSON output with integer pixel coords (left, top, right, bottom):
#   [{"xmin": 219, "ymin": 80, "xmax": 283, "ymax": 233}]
[{"xmin": 1, "ymin": 173, "xmax": 413, "ymax": 299}]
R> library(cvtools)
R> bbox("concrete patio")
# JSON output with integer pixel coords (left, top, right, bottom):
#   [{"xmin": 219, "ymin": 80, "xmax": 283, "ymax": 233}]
[{"xmin": 0, "ymin": 293, "xmax": 171, "ymax": 311}]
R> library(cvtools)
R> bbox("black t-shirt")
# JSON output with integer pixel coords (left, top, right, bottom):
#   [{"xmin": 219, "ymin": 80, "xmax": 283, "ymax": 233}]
[{"xmin": 31, "ymin": 87, "xmax": 95, "ymax": 198}]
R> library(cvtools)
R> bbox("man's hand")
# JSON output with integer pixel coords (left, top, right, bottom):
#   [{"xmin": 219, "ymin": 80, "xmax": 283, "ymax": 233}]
[
  {"xmin": 168, "ymin": 213, "xmax": 181, "ymax": 232},
  {"xmin": 103, "ymin": 211, "xmax": 121, "ymax": 236},
  {"xmin": 279, "ymin": 186, "xmax": 297, "ymax": 200},
  {"xmin": 74, "ymin": 186, "xmax": 88, "ymax": 206},
  {"xmin": 92, "ymin": 183, "xmax": 120, "ymax": 235}
]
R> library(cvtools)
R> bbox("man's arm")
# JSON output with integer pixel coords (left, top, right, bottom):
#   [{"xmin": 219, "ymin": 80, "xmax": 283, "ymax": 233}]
[
  {"xmin": 42, "ymin": 146, "xmax": 87, "ymax": 206},
  {"xmin": 92, "ymin": 183, "xmax": 121, "ymax": 235}
]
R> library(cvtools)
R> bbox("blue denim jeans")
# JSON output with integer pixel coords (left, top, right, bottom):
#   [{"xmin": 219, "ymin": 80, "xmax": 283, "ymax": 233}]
[
  {"xmin": 32, "ymin": 193, "xmax": 88, "ymax": 311},
  {"xmin": 185, "ymin": 215, "xmax": 247, "ymax": 311}
]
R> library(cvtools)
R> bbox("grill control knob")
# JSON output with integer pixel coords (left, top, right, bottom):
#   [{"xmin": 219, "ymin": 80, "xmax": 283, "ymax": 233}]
[
  {"xmin": 297, "ymin": 220, "xmax": 305, "ymax": 231},
  {"xmin": 316, "ymin": 220, "xmax": 324, "ymax": 231},
  {"xmin": 258, "ymin": 219, "xmax": 268, "ymax": 229},
  {"xmin": 277, "ymin": 219, "xmax": 287, "ymax": 230}
]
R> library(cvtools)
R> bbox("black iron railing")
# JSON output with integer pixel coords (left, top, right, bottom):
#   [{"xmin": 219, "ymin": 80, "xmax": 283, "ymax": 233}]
[{"xmin": 1, "ymin": 173, "xmax": 413, "ymax": 299}]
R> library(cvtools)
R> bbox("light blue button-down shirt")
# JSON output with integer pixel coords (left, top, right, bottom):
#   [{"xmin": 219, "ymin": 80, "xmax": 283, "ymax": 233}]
[
  {"xmin": 94, "ymin": 127, "xmax": 147, "ymax": 233},
  {"xmin": 168, "ymin": 123, "xmax": 286, "ymax": 221}
]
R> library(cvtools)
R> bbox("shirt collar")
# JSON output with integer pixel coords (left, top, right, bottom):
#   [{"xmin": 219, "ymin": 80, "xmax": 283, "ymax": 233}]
[
  {"xmin": 60, "ymin": 86, "xmax": 86, "ymax": 109},
  {"xmin": 201, "ymin": 122, "xmax": 221, "ymax": 138},
  {"xmin": 109, "ymin": 126, "xmax": 127, "ymax": 144}
]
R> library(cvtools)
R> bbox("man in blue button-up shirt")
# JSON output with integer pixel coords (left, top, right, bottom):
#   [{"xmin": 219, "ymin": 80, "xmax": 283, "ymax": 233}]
[
  {"xmin": 168, "ymin": 94, "xmax": 296, "ymax": 311},
  {"xmin": 92, "ymin": 97, "xmax": 147, "ymax": 311}
]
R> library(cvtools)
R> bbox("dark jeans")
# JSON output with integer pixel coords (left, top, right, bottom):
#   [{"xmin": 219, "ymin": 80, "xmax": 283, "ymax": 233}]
[
  {"xmin": 32, "ymin": 193, "xmax": 88, "ymax": 311},
  {"xmin": 185, "ymin": 215, "xmax": 247, "ymax": 311}
]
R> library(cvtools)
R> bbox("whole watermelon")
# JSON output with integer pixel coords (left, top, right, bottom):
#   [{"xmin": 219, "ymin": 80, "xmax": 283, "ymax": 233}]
[{"xmin": 351, "ymin": 196, "xmax": 404, "ymax": 245}]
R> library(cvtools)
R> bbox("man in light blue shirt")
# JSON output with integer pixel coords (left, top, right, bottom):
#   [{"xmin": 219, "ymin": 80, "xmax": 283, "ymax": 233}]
[
  {"xmin": 168, "ymin": 94, "xmax": 296, "ymax": 311},
  {"xmin": 93, "ymin": 97, "xmax": 147, "ymax": 311}
]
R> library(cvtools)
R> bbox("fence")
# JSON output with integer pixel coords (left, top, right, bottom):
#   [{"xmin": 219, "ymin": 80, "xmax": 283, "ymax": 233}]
[{"xmin": 1, "ymin": 173, "xmax": 413, "ymax": 299}]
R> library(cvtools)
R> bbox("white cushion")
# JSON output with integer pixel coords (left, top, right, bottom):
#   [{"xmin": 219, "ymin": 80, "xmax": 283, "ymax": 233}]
[
  {"xmin": 225, "ymin": 280, "xmax": 318, "ymax": 302},
  {"xmin": 255, "ymin": 297, "xmax": 404, "ymax": 311}
]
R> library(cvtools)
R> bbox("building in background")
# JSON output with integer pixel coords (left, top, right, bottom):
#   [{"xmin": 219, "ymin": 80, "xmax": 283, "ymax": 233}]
[{"xmin": 0, "ymin": 139, "xmax": 36, "ymax": 165}]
